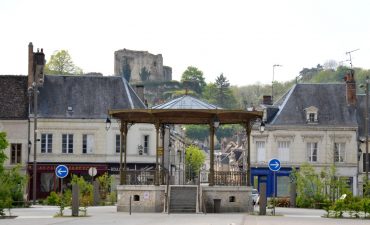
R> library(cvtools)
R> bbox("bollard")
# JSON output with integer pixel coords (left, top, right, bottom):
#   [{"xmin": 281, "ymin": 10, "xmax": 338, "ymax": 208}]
[
  {"xmin": 290, "ymin": 182, "xmax": 296, "ymax": 208},
  {"xmin": 72, "ymin": 183, "xmax": 79, "ymax": 217},
  {"xmin": 259, "ymin": 183, "xmax": 267, "ymax": 215},
  {"xmin": 129, "ymin": 195, "xmax": 132, "ymax": 215},
  {"xmin": 93, "ymin": 180, "xmax": 100, "ymax": 206}
]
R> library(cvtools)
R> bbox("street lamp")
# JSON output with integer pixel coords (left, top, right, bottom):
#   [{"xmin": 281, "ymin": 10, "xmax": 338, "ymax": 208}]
[
  {"xmin": 272, "ymin": 64, "xmax": 282, "ymax": 102},
  {"xmin": 105, "ymin": 117, "xmax": 111, "ymax": 131}
]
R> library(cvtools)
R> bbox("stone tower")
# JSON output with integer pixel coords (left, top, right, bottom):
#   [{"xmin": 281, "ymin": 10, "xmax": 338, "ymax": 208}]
[{"xmin": 114, "ymin": 49, "xmax": 172, "ymax": 83}]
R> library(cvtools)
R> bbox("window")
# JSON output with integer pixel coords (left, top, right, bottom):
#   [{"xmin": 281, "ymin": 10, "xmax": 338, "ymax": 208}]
[
  {"xmin": 62, "ymin": 134, "xmax": 73, "ymax": 153},
  {"xmin": 305, "ymin": 106, "xmax": 318, "ymax": 123},
  {"xmin": 278, "ymin": 141, "xmax": 290, "ymax": 162},
  {"xmin": 40, "ymin": 173, "xmax": 59, "ymax": 193},
  {"xmin": 82, "ymin": 134, "xmax": 94, "ymax": 154},
  {"xmin": 334, "ymin": 143, "xmax": 345, "ymax": 162},
  {"xmin": 116, "ymin": 134, "xmax": 121, "ymax": 153},
  {"xmin": 41, "ymin": 134, "xmax": 53, "ymax": 153},
  {"xmin": 10, "ymin": 143, "xmax": 21, "ymax": 164},
  {"xmin": 309, "ymin": 113, "xmax": 315, "ymax": 122},
  {"xmin": 307, "ymin": 142, "xmax": 318, "ymax": 162},
  {"xmin": 256, "ymin": 141, "xmax": 266, "ymax": 162},
  {"xmin": 363, "ymin": 153, "xmax": 370, "ymax": 172},
  {"xmin": 277, "ymin": 176, "xmax": 290, "ymax": 197},
  {"xmin": 143, "ymin": 135, "xmax": 149, "ymax": 154}
]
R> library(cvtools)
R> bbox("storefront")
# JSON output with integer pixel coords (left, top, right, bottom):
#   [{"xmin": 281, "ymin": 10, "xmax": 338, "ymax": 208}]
[
  {"xmin": 251, "ymin": 167, "xmax": 293, "ymax": 197},
  {"xmin": 28, "ymin": 163, "xmax": 108, "ymax": 199}
]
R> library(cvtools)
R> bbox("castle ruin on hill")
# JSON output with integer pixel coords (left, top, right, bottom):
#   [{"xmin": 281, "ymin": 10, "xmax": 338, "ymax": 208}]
[{"xmin": 114, "ymin": 49, "xmax": 172, "ymax": 83}]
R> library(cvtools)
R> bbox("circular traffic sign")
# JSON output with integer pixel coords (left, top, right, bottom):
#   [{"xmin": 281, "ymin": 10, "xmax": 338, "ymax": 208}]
[
  {"xmin": 55, "ymin": 165, "xmax": 69, "ymax": 178},
  {"xmin": 88, "ymin": 167, "xmax": 97, "ymax": 177},
  {"xmin": 268, "ymin": 158, "xmax": 281, "ymax": 172}
]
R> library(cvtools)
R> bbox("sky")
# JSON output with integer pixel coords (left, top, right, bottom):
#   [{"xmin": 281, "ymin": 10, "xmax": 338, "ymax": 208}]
[{"xmin": 1, "ymin": 0, "xmax": 370, "ymax": 86}]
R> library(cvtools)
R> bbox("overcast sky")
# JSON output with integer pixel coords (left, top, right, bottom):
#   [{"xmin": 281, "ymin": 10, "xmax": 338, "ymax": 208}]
[{"xmin": 1, "ymin": 0, "xmax": 370, "ymax": 86}]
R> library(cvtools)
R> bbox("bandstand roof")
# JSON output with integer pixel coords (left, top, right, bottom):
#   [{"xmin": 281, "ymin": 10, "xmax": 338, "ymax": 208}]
[{"xmin": 109, "ymin": 95, "xmax": 262, "ymax": 124}]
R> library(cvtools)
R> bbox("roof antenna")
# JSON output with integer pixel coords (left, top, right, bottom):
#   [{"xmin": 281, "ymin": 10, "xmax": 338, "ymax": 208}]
[{"xmin": 345, "ymin": 49, "xmax": 359, "ymax": 68}]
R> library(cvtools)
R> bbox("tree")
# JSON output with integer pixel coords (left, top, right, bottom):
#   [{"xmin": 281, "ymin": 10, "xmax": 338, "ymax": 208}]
[
  {"xmin": 207, "ymin": 74, "xmax": 237, "ymax": 109},
  {"xmin": 185, "ymin": 125, "xmax": 209, "ymax": 141},
  {"xmin": 0, "ymin": 132, "xmax": 26, "ymax": 216},
  {"xmin": 181, "ymin": 66, "xmax": 206, "ymax": 94},
  {"xmin": 185, "ymin": 145, "xmax": 206, "ymax": 180},
  {"xmin": 215, "ymin": 73, "xmax": 229, "ymax": 107},
  {"xmin": 0, "ymin": 132, "xmax": 8, "ymax": 174},
  {"xmin": 45, "ymin": 50, "xmax": 83, "ymax": 75}
]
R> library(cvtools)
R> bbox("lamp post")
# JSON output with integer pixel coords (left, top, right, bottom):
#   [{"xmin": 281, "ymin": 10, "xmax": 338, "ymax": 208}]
[
  {"xmin": 246, "ymin": 119, "xmax": 265, "ymax": 186},
  {"xmin": 209, "ymin": 115, "xmax": 220, "ymax": 186},
  {"xmin": 272, "ymin": 64, "xmax": 282, "ymax": 102}
]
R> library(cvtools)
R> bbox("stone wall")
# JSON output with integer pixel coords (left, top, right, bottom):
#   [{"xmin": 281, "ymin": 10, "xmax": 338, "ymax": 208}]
[
  {"xmin": 201, "ymin": 186, "xmax": 253, "ymax": 213},
  {"xmin": 114, "ymin": 49, "xmax": 172, "ymax": 83},
  {"xmin": 117, "ymin": 185, "xmax": 165, "ymax": 212}
]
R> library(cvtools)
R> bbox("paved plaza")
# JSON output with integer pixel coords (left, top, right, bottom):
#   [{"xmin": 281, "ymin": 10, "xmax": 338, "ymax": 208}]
[{"xmin": 1, "ymin": 206, "xmax": 369, "ymax": 225}]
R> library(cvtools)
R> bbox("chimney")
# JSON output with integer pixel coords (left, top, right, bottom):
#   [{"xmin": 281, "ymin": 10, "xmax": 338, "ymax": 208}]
[
  {"xmin": 33, "ymin": 48, "xmax": 45, "ymax": 86},
  {"xmin": 135, "ymin": 84, "xmax": 145, "ymax": 104},
  {"xmin": 262, "ymin": 95, "xmax": 273, "ymax": 105},
  {"xmin": 344, "ymin": 69, "xmax": 356, "ymax": 106},
  {"xmin": 28, "ymin": 42, "xmax": 34, "ymax": 88}
]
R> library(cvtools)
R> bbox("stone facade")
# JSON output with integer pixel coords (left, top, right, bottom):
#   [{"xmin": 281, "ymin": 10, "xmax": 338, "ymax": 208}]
[
  {"xmin": 114, "ymin": 49, "xmax": 172, "ymax": 83},
  {"xmin": 202, "ymin": 186, "xmax": 253, "ymax": 213},
  {"xmin": 117, "ymin": 185, "xmax": 165, "ymax": 212},
  {"xmin": 0, "ymin": 120, "xmax": 29, "ymax": 174}
]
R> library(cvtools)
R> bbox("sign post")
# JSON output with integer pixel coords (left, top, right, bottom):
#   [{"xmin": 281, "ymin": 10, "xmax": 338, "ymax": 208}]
[
  {"xmin": 268, "ymin": 159, "xmax": 281, "ymax": 216},
  {"xmin": 55, "ymin": 165, "xmax": 69, "ymax": 194}
]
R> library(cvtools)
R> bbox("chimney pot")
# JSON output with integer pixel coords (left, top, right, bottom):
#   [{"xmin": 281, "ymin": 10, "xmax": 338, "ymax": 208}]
[{"xmin": 262, "ymin": 95, "xmax": 273, "ymax": 105}]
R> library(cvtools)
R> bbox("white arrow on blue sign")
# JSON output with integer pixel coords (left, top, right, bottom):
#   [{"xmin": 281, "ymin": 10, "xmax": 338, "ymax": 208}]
[
  {"xmin": 268, "ymin": 158, "xmax": 281, "ymax": 172},
  {"xmin": 55, "ymin": 165, "xmax": 69, "ymax": 178}
]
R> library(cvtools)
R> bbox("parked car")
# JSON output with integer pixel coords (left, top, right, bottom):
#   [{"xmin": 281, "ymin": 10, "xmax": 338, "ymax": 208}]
[{"xmin": 252, "ymin": 189, "xmax": 259, "ymax": 205}]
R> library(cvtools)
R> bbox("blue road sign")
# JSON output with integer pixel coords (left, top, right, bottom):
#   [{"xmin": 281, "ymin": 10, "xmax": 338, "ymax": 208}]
[
  {"xmin": 55, "ymin": 165, "xmax": 69, "ymax": 178},
  {"xmin": 268, "ymin": 158, "xmax": 281, "ymax": 172}
]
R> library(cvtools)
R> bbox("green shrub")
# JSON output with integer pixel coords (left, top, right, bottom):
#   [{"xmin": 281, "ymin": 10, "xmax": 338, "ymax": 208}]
[
  {"xmin": 362, "ymin": 198, "xmax": 370, "ymax": 218},
  {"xmin": 331, "ymin": 199, "xmax": 345, "ymax": 218},
  {"xmin": 46, "ymin": 192, "xmax": 60, "ymax": 205}
]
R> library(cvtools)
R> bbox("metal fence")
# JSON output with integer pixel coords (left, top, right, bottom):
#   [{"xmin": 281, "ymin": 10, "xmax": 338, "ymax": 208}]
[
  {"xmin": 125, "ymin": 170, "xmax": 156, "ymax": 185},
  {"xmin": 214, "ymin": 171, "xmax": 246, "ymax": 186}
]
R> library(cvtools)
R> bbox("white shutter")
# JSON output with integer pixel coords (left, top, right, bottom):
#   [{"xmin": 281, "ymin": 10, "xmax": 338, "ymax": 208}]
[
  {"xmin": 87, "ymin": 135, "xmax": 94, "ymax": 153},
  {"xmin": 257, "ymin": 141, "xmax": 266, "ymax": 162}
]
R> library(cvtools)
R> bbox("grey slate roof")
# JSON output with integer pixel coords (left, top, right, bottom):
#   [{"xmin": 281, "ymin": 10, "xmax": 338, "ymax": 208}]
[
  {"xmin": 37, "ymin": 75, "xmax": 145, "ymax": 119},
  {"xmin": 271, "ymin": 83, "xmax": 357, "ymax": 126},
  {"xmin": 0, "ymin": 75, "xmax": 28, "ymax": 119},
  {"xmin": 356, "ymin": 95, "xmax": 369, "ymax": 137},
  {"xmin": 152, "ymin": 95, "xmax": 220, "ymax": 109}
]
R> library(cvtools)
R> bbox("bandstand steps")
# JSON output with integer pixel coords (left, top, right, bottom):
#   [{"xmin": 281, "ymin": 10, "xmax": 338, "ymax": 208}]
[{"xmin": 169, "ymin": 186, "xmax": 197, "ymax": 213}]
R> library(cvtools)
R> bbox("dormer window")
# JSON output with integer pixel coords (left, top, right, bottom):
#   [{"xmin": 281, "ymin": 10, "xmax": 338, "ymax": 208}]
[
  {"xmin": 304, "ymin": 106, "xmax": 318, "ymax": 124},
  {"xmin": 309, "ymin": 113, "xmax": 315, "ymax": 122}
]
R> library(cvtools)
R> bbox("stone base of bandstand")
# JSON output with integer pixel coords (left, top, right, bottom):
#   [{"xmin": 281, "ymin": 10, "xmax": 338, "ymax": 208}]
[
  {"xmin": 117, "ymin": 185, "xmax": 165, "ymax": 213},
  {"xmin": 201, "ymin": 186, "xmax": 254, "ymax": 213}
]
